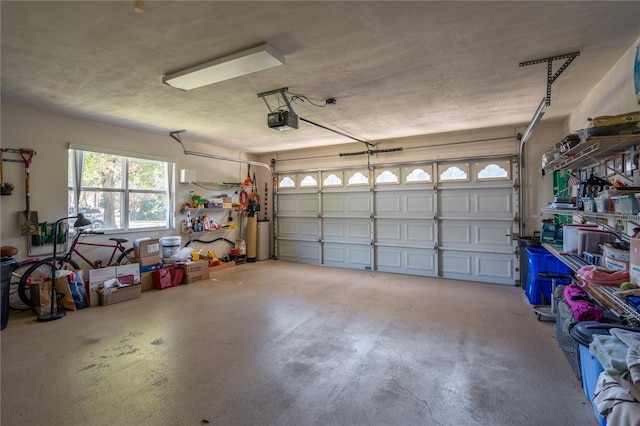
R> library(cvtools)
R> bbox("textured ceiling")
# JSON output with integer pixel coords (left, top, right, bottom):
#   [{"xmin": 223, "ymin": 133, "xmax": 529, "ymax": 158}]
[{"xmin": 2, "ymin": 1, "xmax": 639, "ymax": 153}]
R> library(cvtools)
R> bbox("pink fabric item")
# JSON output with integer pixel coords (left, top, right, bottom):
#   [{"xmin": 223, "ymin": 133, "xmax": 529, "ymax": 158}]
[
  {"xmin": 576, "ymin": 265, "xmax": 629, "ymax": 287},
  {"xmin": 564, "ymin": 283, "xmax": 603, "ymax": 322}
]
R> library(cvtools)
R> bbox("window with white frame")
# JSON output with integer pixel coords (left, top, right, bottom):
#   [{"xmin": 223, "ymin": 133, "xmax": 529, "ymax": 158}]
[
  {"xmin": 322, "ymin": 171, "xmax": 343, "ymax": 187},
  {"xmin": 375, "ymin": 168, "xmax": 400, "ymax": 185},
  {"xmin": 278, "ymin": 175, "xmax": 296, "ymax": 189},
  {"xmin": 346, "ymin": 170, "xmax": 369, "ymax": 186},
  {"xmin": 68, "ymin": 146, "xmax": 174, "ymax": 231},
  {"xmin": 299, "ymin": 173, "xmax": 318, "ymax": 188},
  {"xmin": 404, "ymin": 165, "xmax": 432, "ymax": 183},
  {"xmin": 438, "ymin": 163, "xmax": 469, "ymax": 182},
  {"xmin": 476, "ymin": 160, "xmax": 510, "ymax": 180}
]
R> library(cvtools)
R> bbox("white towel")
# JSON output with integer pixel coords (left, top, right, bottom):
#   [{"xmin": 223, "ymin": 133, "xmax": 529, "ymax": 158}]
[
  {"xmin": 610, "ymin": 328, "xmax": 640, "ymax": 386},
  {"xmin": 593, "ymin": 371, "xmax": 640, "ymax": 425}
]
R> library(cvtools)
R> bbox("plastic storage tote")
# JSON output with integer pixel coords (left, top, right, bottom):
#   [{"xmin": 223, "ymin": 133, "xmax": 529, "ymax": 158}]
[{"xmin": 525, "ymin": 247, "xmax": 572, "ymax": 305}]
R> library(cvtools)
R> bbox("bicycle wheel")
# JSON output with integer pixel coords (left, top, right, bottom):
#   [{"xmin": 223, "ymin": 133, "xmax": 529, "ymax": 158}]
[
  {"xmin": 116, "ymin": 248, "xmax": 135, "ymax": 265},
  {"xmin": 9, "ymin": 262, "xmax": 39, "ymax": 311},
  {"xmin": 18, "ymin": 257, "xmax": 81, "ymax": 307}
]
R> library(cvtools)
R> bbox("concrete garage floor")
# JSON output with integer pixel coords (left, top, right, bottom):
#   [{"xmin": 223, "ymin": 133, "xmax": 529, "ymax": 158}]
[{"xmin": 2, "ymin": 260, "xmax": 597, "ymax": 425}]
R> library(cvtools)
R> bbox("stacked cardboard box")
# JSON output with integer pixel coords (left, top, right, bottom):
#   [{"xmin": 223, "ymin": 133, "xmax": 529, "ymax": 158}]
[
  {"xmin": 629, "ymin": 238, "xmax": 640, "ymax": 285},
  {"xmin": 133, "ymin": 238, "xmax": 162, "ymax": 291},
  {"xmin": 179, "ymin": 259, "xmax": 209, "ymax": 284}
]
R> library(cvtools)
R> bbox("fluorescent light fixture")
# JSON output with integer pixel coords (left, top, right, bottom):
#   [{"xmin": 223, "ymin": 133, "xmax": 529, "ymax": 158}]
[
  {"xmin": 163, "ymin": 43, "xmax": 285, "ymax": 91},
  {"xmin": 520, "ymin": 97, "xmax": 547, "ymax": 144}
]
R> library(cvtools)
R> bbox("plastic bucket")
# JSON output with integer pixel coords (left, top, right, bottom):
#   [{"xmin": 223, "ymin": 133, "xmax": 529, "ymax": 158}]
[{"xmin": 160, "ymin": 236, "xmax": 181, "ymax": 259}]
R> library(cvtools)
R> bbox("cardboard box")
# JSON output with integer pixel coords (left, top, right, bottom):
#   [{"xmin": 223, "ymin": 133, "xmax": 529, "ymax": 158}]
[
  {"xmin": 98, "ymin": 284, "xmax": 141, "ymax": 305},
  {"xmin": 629, "ymin": 238, "xmax": 640, "ymax": 284},
  {"xmin": 631, "ymin": 264, "xmax": 640, "ymax": 285},
  {"xmin": 89, "ymin": 290, "xmax": 99, "ymax": 307},
  {"xmin": 135, "ymin": 255, "xmax": 163, "ymax": 273},
  {"xmin": 140, "ymin": 272, "xmax": 154, "ymax": 292},
  {"xmin": 116, "ymin": 263, "xmax": 140, "ymax": 284},
  {"xmin": 209, "ymin": 261, "xmax": 235, "ymax": 275},
  {"xmin": 179, "ymin": 259, "xmax": 209, "ymax": 284},
  {"xmin": 89, "ymin": 267, "xmax": 117, "ymax": 292},
  {"xmin": 140, "ymin": 263, "xmax": 163, "ymax": 273},
  {"xmin": 89, "ymin": 264, "xmax": 141, "ymax": 291},
  {"xmin": 134, "ymin": 238, "xmax": 161, "ymax": 258},
  {"xmin": 604, "ymin": 256, "xmax": 628, "ymax": 272}
]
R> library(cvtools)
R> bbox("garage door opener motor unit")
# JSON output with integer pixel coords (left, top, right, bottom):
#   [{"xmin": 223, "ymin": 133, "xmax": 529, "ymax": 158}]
[{"xmin": 268, "ymin": 110, "xmax": 298, "ymax": 131}]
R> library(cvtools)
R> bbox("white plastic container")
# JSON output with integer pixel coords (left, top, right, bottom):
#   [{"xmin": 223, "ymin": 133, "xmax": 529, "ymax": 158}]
[
  {"xmin": 563, "ymin": 224, "xmax": 597, "ymax": 254},
  {"xmin": 577, "ymin": 229, "xmax": 613, "ymax": 257},
  {"xmin": 160, "ymin": 236, "xmax": 182, "ymax": 259}
]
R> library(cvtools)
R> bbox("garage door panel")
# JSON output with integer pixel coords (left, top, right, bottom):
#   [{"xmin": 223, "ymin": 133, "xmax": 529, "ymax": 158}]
[
  {"xmin": 440, "ymin": 192, "xmax": 471, "ymax": 214},
  {"xmin": 441, "ymin": 252, "xmax": 472, "ymax": 274},
  {"xmin": 278, "ymin": 197, "xmax": 298, "ymax": 214},
  {"xmin": 375, "ymin": 194, "xmax": 401, "ymax": 213},
  {"xmin": 441, "ymin": 188, "xmax": 513, "ymax": 219},
  {"xmin": 377, "ymin": 222, "xmax": 402, "ymax": 241},
  {"xmin": 323, "ymin": 243, "xmax": 372, "ymax": 269},
  {"xmin": 477, "ymin": 256, "xmax": 514, "ymax": 280},
  {"xmin": 441, "ymin": 250, "xmax": 514, "ymax": 285},
  {"xmin": 375, "ymin": 191, "xmax": 434, "ymax": 217},
  {"xmin": 322, "ymin": 195, "xmax": 345, "ymax": 213},
  {"xmin": 476, "ymin": 223, "xmax": 512, "ymax": 246},
  {"xmin": 324, "ymin": 218, "xmax": 371, "ymax": 244},
  {"xmin": 476, "ymin": 191, "xmax": 513, "ymax": 217},
  {"xmin": 376, "ymin": 219, "xmax": 433, "ymax": 247},
  {"xmin": 377, "ymin": 247, "xmax": 436, "ymax": 276},
  {"xmin": 278, "ymin": 194, "xmax": 319, "ymax": 215},
  {"xmin": 300, "ymin": 197, "xmax": 320, "ymax": 213},
  {"xmin": 277, "ymin": 240, "xmax": 321, "ymax": 264},
  {"xmin": 440, "ymin": 220, "xmax": 512, "ymax": 252},
  {"xmin": 323, "ymin": 192, "xmax": 371, "ymax": 216},
  {"xmin": 277, "ymin": 217, "xmax": 319, "ymax": 240}
]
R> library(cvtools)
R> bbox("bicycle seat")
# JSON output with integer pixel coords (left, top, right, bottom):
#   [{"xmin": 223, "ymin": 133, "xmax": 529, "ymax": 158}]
[
  {"xmin": 1, "ymin": 246, "xmax": 18, "ymax": 257},
  {"xmin": 109, "ymin": 237, "xmax": 129, "ymax": 244}
]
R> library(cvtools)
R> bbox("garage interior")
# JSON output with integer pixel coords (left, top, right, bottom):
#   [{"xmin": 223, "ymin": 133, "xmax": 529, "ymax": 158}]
[{"xmin": 1, "ymin": 1, "xmax": 640, "ymax": 425}]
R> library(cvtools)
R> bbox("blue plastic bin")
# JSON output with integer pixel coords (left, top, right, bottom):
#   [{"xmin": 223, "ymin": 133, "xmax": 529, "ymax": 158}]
[
  {"xmin": 525, "ymin": 247, "xmax": 572, "ymax": 305},
  {"xmin": 578, "ymin": 344, "xmax": 606, "ymax": 425}
]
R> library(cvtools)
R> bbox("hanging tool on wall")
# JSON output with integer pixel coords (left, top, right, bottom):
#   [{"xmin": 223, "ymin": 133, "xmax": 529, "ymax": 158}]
[{"xmin": 18, "ymin": 148, "xmax": 40, "ymax": 235}]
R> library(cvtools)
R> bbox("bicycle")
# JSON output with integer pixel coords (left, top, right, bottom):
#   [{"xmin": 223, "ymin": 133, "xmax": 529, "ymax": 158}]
[
  {"xmin": 9, "ymin": 258, "xmax": 43, "ymax": 310},
  {"xmin": 1, "ymin": 246, "xmax": 42, "ymax": 311},
  {"xmin": 17, "ymin": 228, "xmax": 135, "ymax": 307}
]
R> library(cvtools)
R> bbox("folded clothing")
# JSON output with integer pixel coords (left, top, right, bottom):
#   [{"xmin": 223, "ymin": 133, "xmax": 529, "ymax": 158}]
[
  {"xmin": 610, "ymin": 328, "xmax": 640, "ymax": 386},
  {"xmin": 564, "ymin": 283, "xmax": 603, "ymax": 322},
  {"xmin": 577, "ymin": 265, "xmax": 629, "ymax": 287},
  {"xmin": 593, "ymin": 371, "xmax": 640, "ymax": 424},
  {"xmin": 590, "ymin": 334, "xmax": 630, "ymax": 376}
]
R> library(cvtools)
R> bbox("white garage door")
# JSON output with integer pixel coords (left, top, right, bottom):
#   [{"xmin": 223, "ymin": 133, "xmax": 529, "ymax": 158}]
[{"xmin": 275, "ymin": 157, "xmax": 517, "ymax": 285}]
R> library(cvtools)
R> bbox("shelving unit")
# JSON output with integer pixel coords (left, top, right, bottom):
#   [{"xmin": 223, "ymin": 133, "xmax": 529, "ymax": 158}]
[
  {"xmin": 179, "ymin": 206, "xmax": 235, "ymax": 237},
  {"xmin": 542, "ymin": 208, "xmax": 639, "ymax": 240},
  {"xmin": 541, "ymin": 134, "xmax": 640, "ymax": 174}
]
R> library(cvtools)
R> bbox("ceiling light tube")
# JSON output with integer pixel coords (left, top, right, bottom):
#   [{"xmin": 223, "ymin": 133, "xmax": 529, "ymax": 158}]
[{"xmin": 163, "ymin": 43, "xmax": 285, "ymax": 91}]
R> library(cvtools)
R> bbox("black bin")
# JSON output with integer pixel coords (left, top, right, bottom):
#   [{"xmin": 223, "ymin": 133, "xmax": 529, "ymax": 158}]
[{"xmin": 1, "ymin": 257, "xmax": 16, "ymax": 330}]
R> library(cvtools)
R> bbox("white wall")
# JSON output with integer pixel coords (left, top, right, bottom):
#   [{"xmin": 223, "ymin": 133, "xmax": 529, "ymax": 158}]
[
  {"xmin": 0, "ymin": 102, "xmax": 251, "ymax": 262},
  {"xmin": 568, "ymin": 35, "xmax": 640, "ymax": 132}
]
